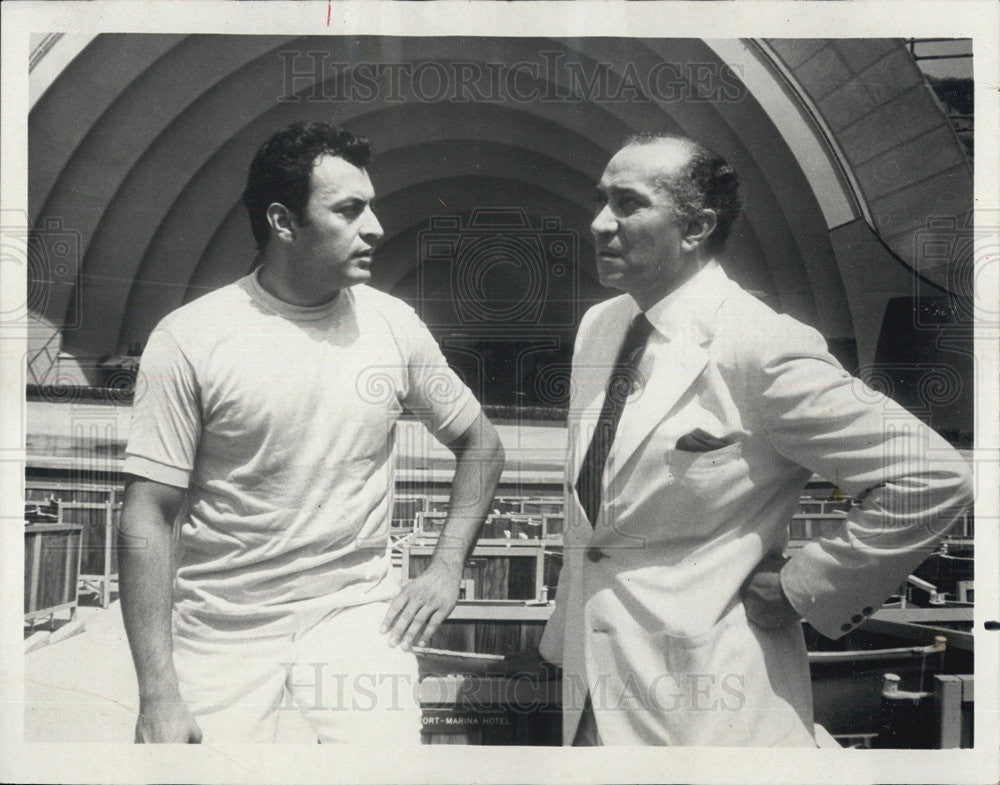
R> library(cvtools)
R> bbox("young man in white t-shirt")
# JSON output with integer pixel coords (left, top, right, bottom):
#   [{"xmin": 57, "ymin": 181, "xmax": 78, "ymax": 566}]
[{"xmin": 119, "ymin": 122, "xmax": 504, "ymax": 744}]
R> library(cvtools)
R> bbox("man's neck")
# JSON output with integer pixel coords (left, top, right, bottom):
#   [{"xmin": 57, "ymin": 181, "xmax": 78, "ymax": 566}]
[
  {"xmin": 255, "ymin": 255, "xmax": 341, "ymax": 308},
  {"xmin": 630, "ymin": 255, "xmax": 708, "ymax": 312}
]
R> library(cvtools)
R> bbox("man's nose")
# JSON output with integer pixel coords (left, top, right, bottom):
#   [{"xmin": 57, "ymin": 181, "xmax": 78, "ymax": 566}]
[
  {"xmin": 361, "ymin": 206, "xmax": 384, "ymax": 245},
  {"xmin": 590, "ymin": 204, "xmax": 616, "ymax": 238}
]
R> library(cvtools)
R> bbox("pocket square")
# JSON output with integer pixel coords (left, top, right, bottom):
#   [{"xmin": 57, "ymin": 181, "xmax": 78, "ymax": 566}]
[{"xmin": 675, "ymin": 428, "xmax": 733, "ymax": 452}]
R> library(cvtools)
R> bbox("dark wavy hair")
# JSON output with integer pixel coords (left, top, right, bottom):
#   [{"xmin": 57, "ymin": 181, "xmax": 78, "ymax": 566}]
[
  {"xmin": 624, "ymin": 132, "xmax": 743, "ymax": 254},
  {"xmin": 242, "ymin": 122, "xmax": 373, "ymax": 250}
]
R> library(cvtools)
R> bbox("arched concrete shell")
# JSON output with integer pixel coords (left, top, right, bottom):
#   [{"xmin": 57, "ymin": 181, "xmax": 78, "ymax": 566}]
[{"xmin": 27, "ymin": 34, "xmax": 970, "ymax": 389}]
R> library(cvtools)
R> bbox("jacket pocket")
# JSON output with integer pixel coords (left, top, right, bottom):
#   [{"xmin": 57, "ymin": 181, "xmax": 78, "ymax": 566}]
[
  {"xmin": 670, "ymin": 440, "xmax": 743, "ymax": 474},
  {"xmin": 658, "ymin": 599, "xmax": 747, "ymax": 649},
  {"xmin": 653, "ymin": 442, "xmax": 749, "ymax": 533},
  {"xmin": 652, "ymin": 602, "xmax": 806, "ymax": 746}
]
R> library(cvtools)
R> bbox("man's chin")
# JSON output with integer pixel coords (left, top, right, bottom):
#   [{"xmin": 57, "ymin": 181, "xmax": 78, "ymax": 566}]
[
  {"xmin": 597, "ymin": 271, "xmax": 627, "ymax": 292},
  {"xmin": 326, "ymin": 270, "xmax": 371, "ymax": 292}
]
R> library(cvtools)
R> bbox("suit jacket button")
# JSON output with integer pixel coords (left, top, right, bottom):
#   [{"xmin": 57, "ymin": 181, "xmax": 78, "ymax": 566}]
[
  {"xmin": 862, "ymin": 606, "xmax": 873, "ymax": 615},
  {"xmin": 586, "ymin": 547, "xmax": 607, "ymax": 563},
  {"xmin": 852, "ymin": 614, "xmax": 863, "ymax": 623},
  {"xmin": 840, "ymin": 623, "xmax": 852, "ymax": 632}
]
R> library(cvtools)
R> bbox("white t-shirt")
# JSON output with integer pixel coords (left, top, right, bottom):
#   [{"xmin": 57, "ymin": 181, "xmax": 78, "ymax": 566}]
[{"xmin": 125, "ymin": 272, "xmax": 481, "ymax": 639}]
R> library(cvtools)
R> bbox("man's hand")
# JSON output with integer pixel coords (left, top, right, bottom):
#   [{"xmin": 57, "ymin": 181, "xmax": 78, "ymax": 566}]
[
  {"xmin": 381, "ymin": 413, "xmax": 503, "ymax": 650},
  {"xmin": 742, "ymin": 555, "xmax": 801, "ymax": 630},
  {"xmin": 381, "ymin": 412, "xmax": 502, "ymax": 651},
  {"xmin": 135, "ymin": 696, "xmax": 202, "ymax": 743},
  {"xmin": 381, "ymin": 561, "xmax": 460, "ymax": 650}
]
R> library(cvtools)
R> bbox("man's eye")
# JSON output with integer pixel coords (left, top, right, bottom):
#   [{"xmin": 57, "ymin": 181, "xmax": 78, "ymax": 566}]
[
  {"xmin": 616, "ymin": 196, "xmax": 640, "ymax": 213},
  {"xmin": 338, "ymin": 203, "xmax": 365, "ymax": 218}
]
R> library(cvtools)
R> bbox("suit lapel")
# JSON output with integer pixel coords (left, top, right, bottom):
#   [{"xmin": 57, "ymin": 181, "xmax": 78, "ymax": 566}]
[
  {"xmin": 567, "ymin": 262, "xmax": 730, "ymax": 514},
  {"xmin": 607, "ymin": 261, "xmax": 731, "ymax": 479},
  {"xmin": 609, "ymin": 333, "xmax": 709, "ymax": 473},
  {"xmin": 567, "ymin": 301, "xmax": 633, "ymax": 485}
]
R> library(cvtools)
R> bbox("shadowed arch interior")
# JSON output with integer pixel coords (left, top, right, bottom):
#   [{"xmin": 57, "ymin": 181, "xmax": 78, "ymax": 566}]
[
  {"xmin": 53, "ymin": 35, "xmax": 826, "ymax": 362},
  {"xmin": 28, "ymin": 33, "xmax": 968, "ymax": 415}
]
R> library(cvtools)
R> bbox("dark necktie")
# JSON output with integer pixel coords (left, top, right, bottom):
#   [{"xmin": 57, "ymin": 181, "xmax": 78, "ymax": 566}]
[{"xmin": 576, "ymin": 313, "xmax": 654, "ymax": 526}]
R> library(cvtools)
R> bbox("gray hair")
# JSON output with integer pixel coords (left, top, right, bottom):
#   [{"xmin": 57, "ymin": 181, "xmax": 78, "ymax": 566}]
[{"xmin": 623, "ymin": 132, "xmax": 743, "ymax": 253}]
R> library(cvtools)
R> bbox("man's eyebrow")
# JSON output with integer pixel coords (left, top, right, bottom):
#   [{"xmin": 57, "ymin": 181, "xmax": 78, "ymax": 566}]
[
  {"xmin": 604, "ymin": 185, "xmax": 646, "ymax": 200},
  {"xmin": 330, "ymin": 194, "xmax": 370, "ymax": 207}
]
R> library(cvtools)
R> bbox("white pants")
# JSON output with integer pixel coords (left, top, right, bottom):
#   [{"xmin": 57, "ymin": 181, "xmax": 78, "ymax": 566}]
[{"xmin": 173, "ymin": 601, "xmax": 422, "ymax": 744}]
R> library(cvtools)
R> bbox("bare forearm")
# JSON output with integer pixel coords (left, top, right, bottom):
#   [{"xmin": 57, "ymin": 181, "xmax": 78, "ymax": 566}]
[
  {"xmin": 432, "ymin": 423, "xmax": 504, "ymax": 575},
  {"xmin": 381, "ymin": 414, "xmax": 504, "ymax": 649},
  {"xmin": 118, "ymin": 489, "xmax": 182, "ymax": 699}
]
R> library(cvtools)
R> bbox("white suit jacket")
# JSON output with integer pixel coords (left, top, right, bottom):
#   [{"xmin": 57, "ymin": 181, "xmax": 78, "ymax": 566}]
[{"xmin": 539, "ymin": 261, "xmax": 973, "ymax": 746}]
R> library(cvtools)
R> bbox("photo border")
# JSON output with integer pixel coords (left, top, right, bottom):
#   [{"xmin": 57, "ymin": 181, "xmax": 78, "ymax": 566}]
[{"xmin": 1, "ymin": 2, "xmax": 997, "ymax": 783}]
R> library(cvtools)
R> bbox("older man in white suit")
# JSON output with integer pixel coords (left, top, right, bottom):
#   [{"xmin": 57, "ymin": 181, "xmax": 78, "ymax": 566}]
[{"xmin": 537, "ymin": 133, "xmax": 974, "ymax": 746}]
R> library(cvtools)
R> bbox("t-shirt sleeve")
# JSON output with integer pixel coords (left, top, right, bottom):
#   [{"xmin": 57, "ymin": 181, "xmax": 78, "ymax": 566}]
[
  {"xmin": 123, "ymin": 328, "xmax": 201, "ymax": 488},
  {"xmin": 398, "ymin": 310, "xmax": 481, "ymax": 444}
]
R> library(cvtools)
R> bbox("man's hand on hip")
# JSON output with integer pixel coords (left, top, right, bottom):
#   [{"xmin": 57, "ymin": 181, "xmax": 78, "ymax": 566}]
[
  {"xmin": 382, "ymin": 561, "xmax": 460, "ymax": 650},
  {"xmin": 135, "ymin": 696, "xmax": 202, "ymax": 743},
  {"xmin": 742, "ymin": 556, "xmax": 801, "ymax": 630}
]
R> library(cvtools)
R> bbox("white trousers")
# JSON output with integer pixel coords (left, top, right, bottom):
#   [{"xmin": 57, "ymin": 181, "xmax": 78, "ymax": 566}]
[{"xmin": 173, "ymin": 601, "xmax": 422, "ymax": 744}]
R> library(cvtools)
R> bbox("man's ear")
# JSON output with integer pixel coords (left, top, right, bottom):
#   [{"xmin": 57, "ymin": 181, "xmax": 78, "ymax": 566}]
[
  {"xmin": 681, "ymin": 208, "xmax": 717, "ymax": 253},
  {"xmin": 266, "ymin": 203, "xmax": 296, "ymax": 243}
]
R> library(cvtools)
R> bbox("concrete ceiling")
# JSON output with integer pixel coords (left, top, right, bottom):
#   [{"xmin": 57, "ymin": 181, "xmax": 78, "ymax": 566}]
[{"xmin": 27, "ymin": 35, "xmax": 970, "ymax": 387}]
